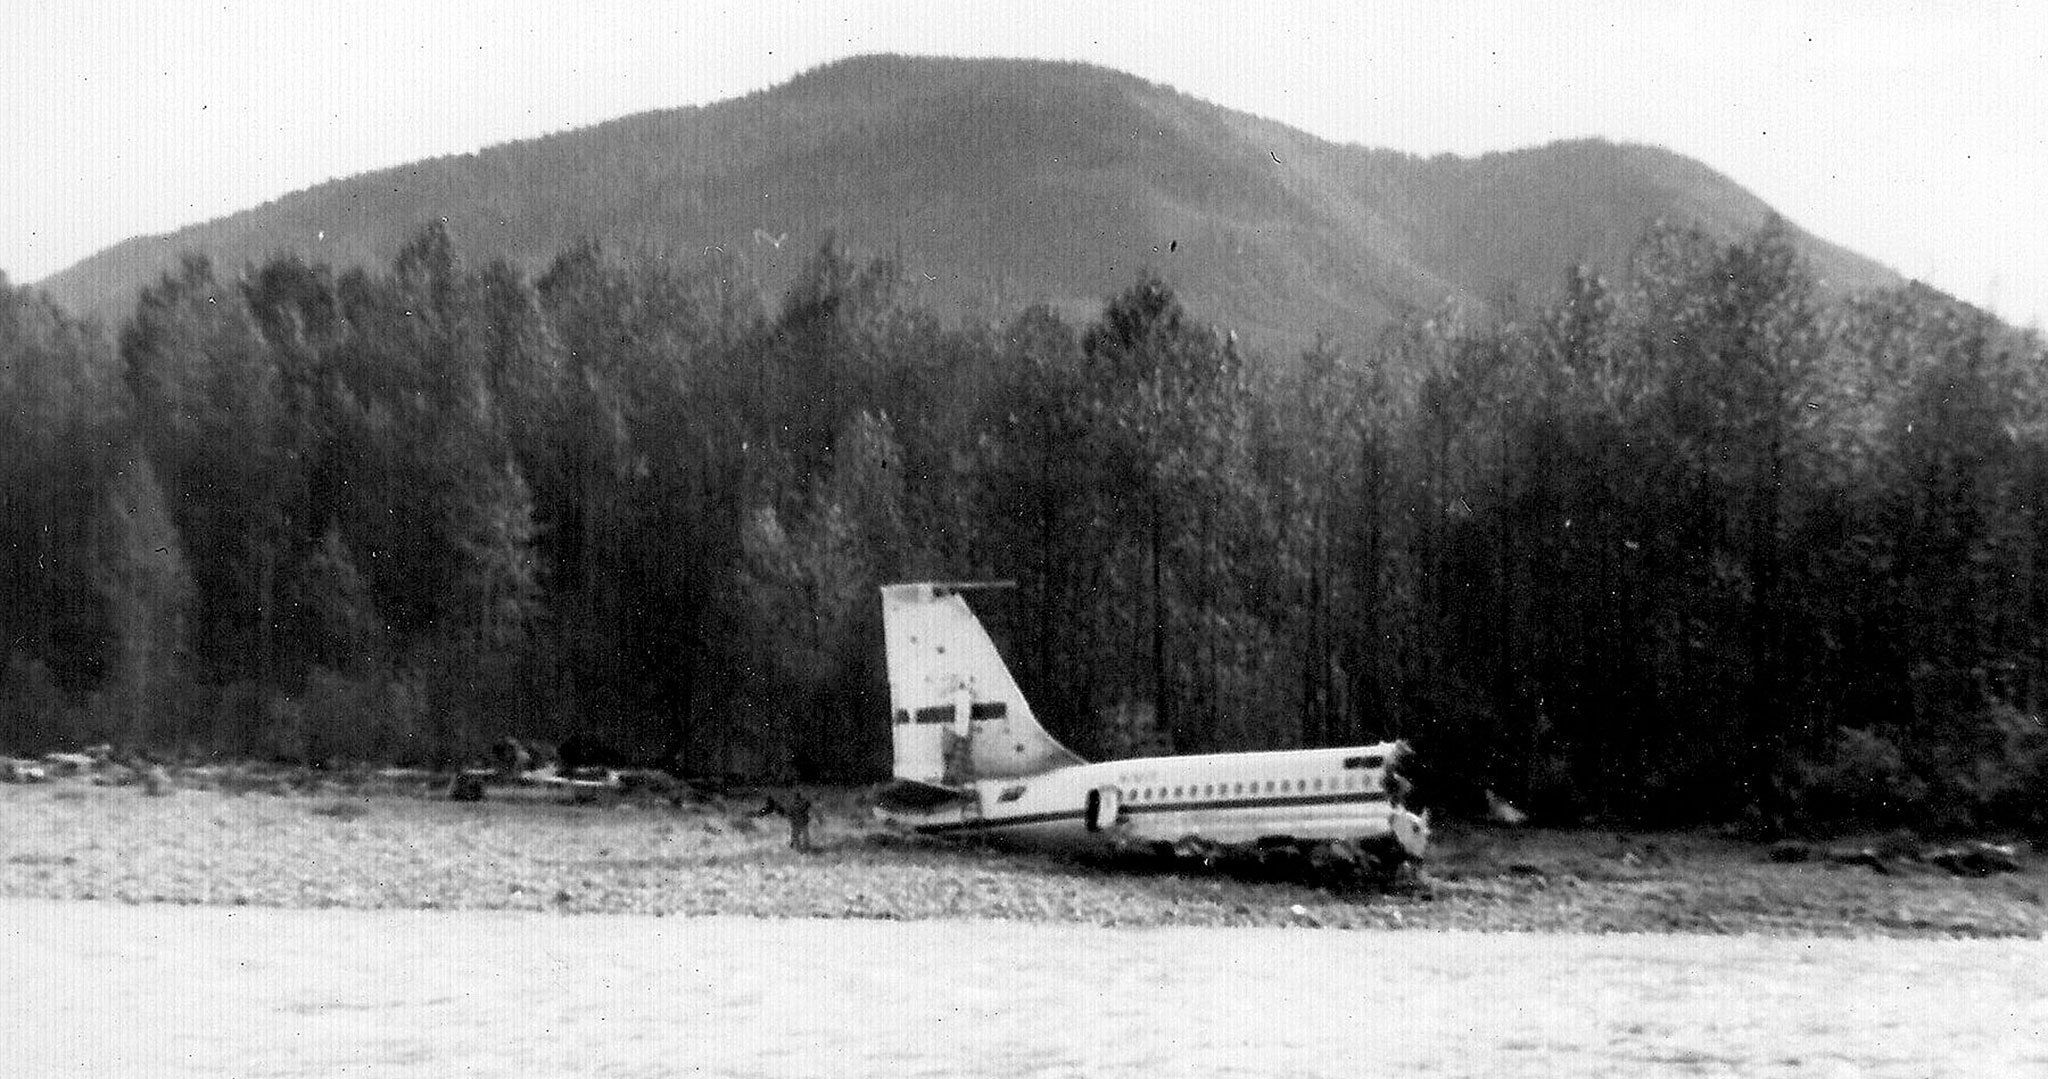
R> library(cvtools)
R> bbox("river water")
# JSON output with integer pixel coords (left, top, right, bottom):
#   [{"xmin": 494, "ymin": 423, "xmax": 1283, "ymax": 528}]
[{"xmin": 6, "ymin": 898, "xmax": 2044, "ymax": 1077}]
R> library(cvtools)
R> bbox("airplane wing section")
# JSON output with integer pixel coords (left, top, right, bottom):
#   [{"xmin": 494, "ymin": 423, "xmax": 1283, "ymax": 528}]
[{"xmin": 874, "ymin": 777, "xmax": 972, "ymax": 813}]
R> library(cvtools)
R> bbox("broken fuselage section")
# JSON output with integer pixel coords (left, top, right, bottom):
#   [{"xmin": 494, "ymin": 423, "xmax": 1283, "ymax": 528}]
[{"xmin": 871, "ymin": 582, "xmax": 1428, "ymax": 868}]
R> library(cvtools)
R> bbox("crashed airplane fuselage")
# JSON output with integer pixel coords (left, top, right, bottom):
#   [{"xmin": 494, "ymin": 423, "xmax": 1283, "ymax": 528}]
[{"xmin": 871, "ymin": 582, "xmax": 1428, "ymax": 863}]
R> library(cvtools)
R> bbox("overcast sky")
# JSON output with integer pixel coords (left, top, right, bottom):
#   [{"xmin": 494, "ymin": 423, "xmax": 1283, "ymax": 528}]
[{"xmin": 5, "ymin": 1, "xmax": 2043, "ymax": 326}]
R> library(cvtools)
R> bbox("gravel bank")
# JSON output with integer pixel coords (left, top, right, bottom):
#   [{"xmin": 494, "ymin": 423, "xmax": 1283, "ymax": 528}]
[{"xmin": 3, "ymin": 779, "xmax": 2043, "ymax": 936}]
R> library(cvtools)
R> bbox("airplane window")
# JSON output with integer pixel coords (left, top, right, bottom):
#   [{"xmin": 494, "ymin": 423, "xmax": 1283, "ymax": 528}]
[
  {"xmin": 1173, "ymin": 786, "xmax": 1183, "ymax": 798},
  {"xmin": 1203, "ymin": 784, "xmax": 1213, "ymax": 797},
  {"xmin": 998, "ymin": 785, "xmax": 1026, "ymax": 802},
  {"xmin": 1265, "ymin": 781, "xmax": 1275, "ymax": 793},
  {"xmin": 1313, "ymin": 778, "xmax": 1323, "ymax": 791}
]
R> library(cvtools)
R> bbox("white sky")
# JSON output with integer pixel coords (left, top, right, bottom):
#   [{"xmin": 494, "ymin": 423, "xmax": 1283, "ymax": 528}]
[{"xmin": 4, "ymin": 1, "xmax": 2044, "ymax": 326}]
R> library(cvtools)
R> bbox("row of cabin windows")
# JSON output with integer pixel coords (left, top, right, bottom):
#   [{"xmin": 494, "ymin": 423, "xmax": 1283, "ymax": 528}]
[{"xmin": 1124, "ymin": 774, "xmax": 1371, "ymax": 803}]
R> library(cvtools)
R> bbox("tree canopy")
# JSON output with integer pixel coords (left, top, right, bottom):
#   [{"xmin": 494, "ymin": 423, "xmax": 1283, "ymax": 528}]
[{"xmin": 3, "ymin": 224, "xmax": 2045, "ymax": 833}]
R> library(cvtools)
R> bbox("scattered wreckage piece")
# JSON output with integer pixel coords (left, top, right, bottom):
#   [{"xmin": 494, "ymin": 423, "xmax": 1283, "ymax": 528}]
[
  {"xmin": 1768, "ymin": 837, "xmax": 2026, "ymax": 876},
  {"xmin": 1483, "ymin": 789, "xmax": 1527, "ymax": 826},
  {"xmin": 1, "ymin": 758, "xmax": 49, "ymax": 784},
  {"xmin": 4, "ymin": 749, "xmax": 165, "ymax": 790},
  {"xmin": 515, "ymin": 766, "xmax": 701, "ymax": 805},
  {"xmin": 39, "ymin": 752, "xmax": 99, "ymax": 776},
  {"xmin": 1925, "ymin": 840, "xmax": 2023, "ymax": 877}
]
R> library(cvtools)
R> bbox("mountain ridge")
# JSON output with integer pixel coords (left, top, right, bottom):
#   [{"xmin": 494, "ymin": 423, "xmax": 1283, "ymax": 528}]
[{"xmin": 37, "ymin": 54, "xmax": 1902, "ymax": 348}]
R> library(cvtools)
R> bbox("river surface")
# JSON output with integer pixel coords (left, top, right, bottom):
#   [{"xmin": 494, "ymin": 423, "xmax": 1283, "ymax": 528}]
[{"xmin": 6, "ymin": 898, "xmax": 2044, "ymax": 1077}]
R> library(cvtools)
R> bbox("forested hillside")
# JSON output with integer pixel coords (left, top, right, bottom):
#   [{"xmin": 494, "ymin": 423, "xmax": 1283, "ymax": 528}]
[
  {"xmin": 4, "ymin": 217, "xmax": 2045, "ymax": 832},
  {"xmin": 38, "ymin": 55, "xmax": 1897, "ymax": 353}
]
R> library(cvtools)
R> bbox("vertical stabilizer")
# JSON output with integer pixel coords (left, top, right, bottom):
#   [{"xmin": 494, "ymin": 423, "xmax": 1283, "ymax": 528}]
[{"xmin": 880, "ymin": 582, "xmax": 1086, "ymax": 784}]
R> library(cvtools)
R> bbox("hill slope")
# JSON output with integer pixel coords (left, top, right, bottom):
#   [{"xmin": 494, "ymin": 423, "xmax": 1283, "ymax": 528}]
[{"xmin": 38, "ymin": 54, "xmax": 1900, "ymax": 348}]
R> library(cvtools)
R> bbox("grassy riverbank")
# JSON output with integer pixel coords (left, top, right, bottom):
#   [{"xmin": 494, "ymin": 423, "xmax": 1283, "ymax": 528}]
[{"xmin": 3, "ymin": 774, "xmax": 2042, "ymax": 937}]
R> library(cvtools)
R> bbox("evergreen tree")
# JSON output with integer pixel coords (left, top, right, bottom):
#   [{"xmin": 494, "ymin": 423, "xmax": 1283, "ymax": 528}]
[
  {"xmin": 0, "ymin": 275, "xmax": 121, "ymax": 688},
  {"xmin": 91, "ymin": 456, "xmax": 193, "ymax": 747}
]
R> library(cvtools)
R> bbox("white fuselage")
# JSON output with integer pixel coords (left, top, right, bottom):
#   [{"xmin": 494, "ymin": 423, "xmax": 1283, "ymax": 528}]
[
  {"xmin": 872, "ymin": 583, "xmax": 1425, "ymax": 858},
  {"xmin": 876, "ymin": 744, "xmax": 1409, "ymax": 850}
]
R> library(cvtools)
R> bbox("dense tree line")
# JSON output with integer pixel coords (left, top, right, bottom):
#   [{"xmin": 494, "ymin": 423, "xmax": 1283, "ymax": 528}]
[{"xmin": 4, "ymin": 219, "xmax": 2045, "ymax": 832}]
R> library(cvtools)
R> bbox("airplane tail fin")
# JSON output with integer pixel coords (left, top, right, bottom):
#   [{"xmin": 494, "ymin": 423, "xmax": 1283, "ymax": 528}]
[{"xmin": 880, "ymin": 582, "xmax": 1085, "ymax": 785}]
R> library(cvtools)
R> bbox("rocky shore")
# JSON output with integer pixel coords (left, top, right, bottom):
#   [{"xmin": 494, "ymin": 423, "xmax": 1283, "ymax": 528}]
[{"xmin": 3, "ymin": 771, "xmax": 2042, "ymax": 937}]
